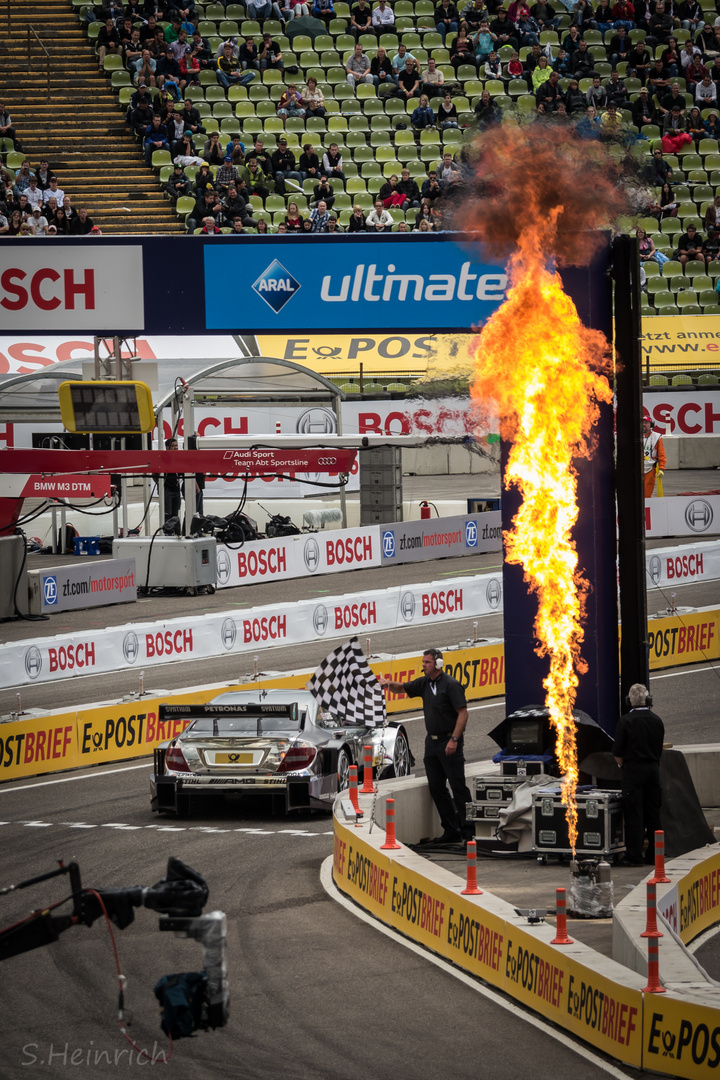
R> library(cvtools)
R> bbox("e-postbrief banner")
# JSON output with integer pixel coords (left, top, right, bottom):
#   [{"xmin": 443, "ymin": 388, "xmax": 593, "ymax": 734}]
[
  {"xmin": 1, "ymin": 571, "xmax": 503, "ymax": 689},
  {"xmin": 29, "ymin": 558, "xmax": 137, "ymax": 614},
  {"xmin": 379, "ymin": 512, "xmax": 502, "ymax": 564}
]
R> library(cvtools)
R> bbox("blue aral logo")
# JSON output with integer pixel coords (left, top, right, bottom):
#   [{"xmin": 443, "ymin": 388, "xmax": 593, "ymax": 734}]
[
  {"xmin": 465, "ymin": 521, "xmax": 478, "ymax": 548},
  {"xmin": 252, "ymin": 259, "xmax": 301, "ymax": 313},
  {"xmin": 43, "ymin": 575, "xmax": 58, "ymax": 605},
  {"xmin": 382, "ymin": 530, "xmax": 395, "ymax": 558}
]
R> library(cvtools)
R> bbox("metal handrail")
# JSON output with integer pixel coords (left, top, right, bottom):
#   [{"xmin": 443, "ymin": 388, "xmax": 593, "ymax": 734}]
[{"xmin": 27, "ymin": 25, "xmax": 51, "ymax": 103}]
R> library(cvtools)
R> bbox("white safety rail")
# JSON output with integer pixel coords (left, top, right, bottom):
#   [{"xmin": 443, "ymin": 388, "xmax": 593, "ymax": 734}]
[
  {"xmin": 646, "ymin": 494, "xmax": 720, "ymax": 538},
  {"xmin": 0, "ymin": 572, "xmax": 503, "ymax": 690},
  {"xmin": 646, "ymin": 539, "xmax": 720, "ymax": 588}
]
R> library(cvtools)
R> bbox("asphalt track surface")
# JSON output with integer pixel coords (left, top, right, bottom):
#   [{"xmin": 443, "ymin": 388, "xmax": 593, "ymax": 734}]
[{"xmin": 1, "ymin": 534, "xmax": 719, "ymax": 1079}]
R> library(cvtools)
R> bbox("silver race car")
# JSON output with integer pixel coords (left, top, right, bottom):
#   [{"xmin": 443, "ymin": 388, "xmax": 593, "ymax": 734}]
[{"xmin": 150, "ymin": 689, "xmax": 413, "ymax": 816}]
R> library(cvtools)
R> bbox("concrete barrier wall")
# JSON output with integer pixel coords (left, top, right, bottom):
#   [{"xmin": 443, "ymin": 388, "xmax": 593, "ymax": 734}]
[{"xmin": 664, "ymin": 435, "xmax": 720, "ymax": 470}]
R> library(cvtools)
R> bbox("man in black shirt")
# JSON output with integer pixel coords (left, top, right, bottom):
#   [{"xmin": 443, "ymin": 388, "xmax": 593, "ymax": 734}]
[
  {"xmin": 380, "ymin": 649, "xmax": 472, "ymax": 844},
  {"xmin": 613, "ymin": 683, "xmax": 664, "ymax": 866}
]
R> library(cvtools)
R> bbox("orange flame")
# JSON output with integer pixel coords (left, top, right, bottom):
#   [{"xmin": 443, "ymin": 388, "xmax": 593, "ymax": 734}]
[{"xmin": 467, "ymin": 127, "xmax": 618, "ymax": 851}]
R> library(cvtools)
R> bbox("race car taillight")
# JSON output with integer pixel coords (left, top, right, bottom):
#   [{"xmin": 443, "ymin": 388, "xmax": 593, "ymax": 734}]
[
  {"xmin": 277, "ymin": 747, "xmax": 318, "ymax": 773},
  {"xmin": 164, "ymin": 745, "xmax": 190, "ymax": 773}
]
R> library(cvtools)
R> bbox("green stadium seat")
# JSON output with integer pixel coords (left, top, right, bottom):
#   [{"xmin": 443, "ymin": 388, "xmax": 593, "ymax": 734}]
[
  {"xmin": 698, "ymin": 372, "xmax": 720, "ymax": 383},
  {"xmin": 648, "ymin": 374, "xmax": 669, "ymax": 385}
]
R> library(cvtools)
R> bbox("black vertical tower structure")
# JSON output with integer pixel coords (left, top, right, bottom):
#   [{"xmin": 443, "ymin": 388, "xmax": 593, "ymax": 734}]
[{"xmin": 501, "ymin": 239, "xmax": 645, "ymax": 736}]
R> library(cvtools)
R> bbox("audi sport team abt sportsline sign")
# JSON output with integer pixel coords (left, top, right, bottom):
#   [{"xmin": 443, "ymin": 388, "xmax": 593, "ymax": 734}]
[
  {"xmin": 0, "ymin": 571, "xmax": 505, "ymax": 689},
  {"xmin": 0, "ymin": 247, "xmax": 144, "ymax": 330}
]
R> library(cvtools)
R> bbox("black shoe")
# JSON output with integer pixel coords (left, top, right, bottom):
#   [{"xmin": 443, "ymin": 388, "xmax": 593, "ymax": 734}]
[
  {"xmin": 435, "ymin": 831, "xmax": 463, "ymax": 844},
  {"xmin": 618, "ymin": 854, "xmax": 644, "ymax": 867}
]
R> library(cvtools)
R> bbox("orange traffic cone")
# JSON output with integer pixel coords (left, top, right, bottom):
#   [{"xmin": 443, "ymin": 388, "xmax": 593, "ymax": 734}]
[
  {"xmin": 649, "ymin": 830, "xmax": 670, "ymax": 885},
  {"xmin": 643, "ymin": 936, "xmax": 666, "ymax": 993},
  {"xmin": 461, "ymin": 840, "xmax": 483, "ymax": 895},
  {"xmin": 551, "ymin": 888, "xmax": 574, "ymax": 945},
  {"xmin": 381, "ymin": 798, "xmax": 401, "ymax": 850},
  {"xmin": 360, "ymin": 744, "xmax": 375, "ymax": 794},
  {"xmin": 641, "ymin": 881, "xmax": 663, "ymax": 939},
  {"xmin": 348, "ymin": 765, "xmax": 362, "ymax": 818}
]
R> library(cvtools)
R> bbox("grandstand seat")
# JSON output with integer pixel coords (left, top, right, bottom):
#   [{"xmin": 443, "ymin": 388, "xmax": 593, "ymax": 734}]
[
  {"xmin": 698, "ymin": 372, "xmax": 720, "ymax": 383},
  {"xmin": 684, "ymin": 260, "xmax": 707, "ymax": 278},
  {"xmin": 699, "ymin": 288, "xmax": 719, "ymax": 307},
  {"xmin": 676, "ymin": 291, "xmax": 699, "ymax": 308},
  {"xmin": 648, "ymin": 374, "xmax": 669, "ymax": 385},
  {"xmin": 672, "ymin": 373, "xmax": 695, "ymax": 384},
  {"xmin": 646, "ymin": 277, "xmax": 669, "ymax": 295},
  {"xmin": 175, "ymin": 196, "xmax": 195, "ymax": 219}
]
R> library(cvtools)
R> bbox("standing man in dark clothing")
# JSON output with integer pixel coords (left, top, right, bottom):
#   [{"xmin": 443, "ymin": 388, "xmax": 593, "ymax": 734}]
[
  {"xmin": 380, "ymin": 649, "xmax": 472, "ymax": 844},
  {"xmin": 613, "ymin": 683, "xmax": 664, "ymax": 867},
  {"xmin": 158, "ymin": 436, "xmax": 182, "ymax": 523}
]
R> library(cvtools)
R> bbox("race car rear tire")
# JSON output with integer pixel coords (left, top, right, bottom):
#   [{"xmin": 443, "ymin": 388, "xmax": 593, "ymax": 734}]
[{"xmin": 337, "ymin": 747, "xmax": 352, "ymax": 791}]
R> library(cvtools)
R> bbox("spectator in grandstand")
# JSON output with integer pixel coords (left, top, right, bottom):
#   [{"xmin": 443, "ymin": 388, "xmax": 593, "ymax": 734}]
[
  {"xmin": 366, "ymin": 199, "xmax": 394, "ymax": 231},
  {"xmin": 676, "ymin": 0, "xmax": 702, "ymax": 30},
  {"xmin": 397, "ymin": 167, "xmax": 422, "ymax": 208},
  {"xmin": 484, "ymin": 50, "xmax": 503, "ymax": 79},
  {"xmin": 571, "ymin": 0, "xmax": 595, "ymax": 29},
  {"xmin": 166, "ymin": 162, "xmax": 192, "ymax": 200},
  {"xmin": 34, "ymin": 159, "xmax": 54, "ymax": 190},
  {"xmin": 632, "ymin": 86, "xmax": 657, "ymax": 127},
  {"xmin": 645, "ymin": 1, "xmax": 674, "ymax": 49},
  {"xmin": 277, "ymin": 84, "xmax": 306, "ymax": 125},
  {"xmin": 312, "ymin": 174, "xmax": 335, "ymax": 209},
  {"xmin": 134, "ymin": 49, "xmax": 158, "ymax": 85},
  {"xmin": 246, "ymin": 157, "xmax": 271, "ymax": 202},
  {"xmin": 124, "ymin": 26, "xmax": 144, "ymax": 70},
  {"xmin": 200, "ymin": 216, "xmax": 222, "ymax": 234},
  {"xmin": 187, "ymin": 187, "xmax": 222, "ymax": 232},
  {"xmin": 189, "ymin": 30, "xmax": 212, "ymax": 69},
  {"xmin": 13, "ymin": 159, "xmax": 33, "ymax": 193},
  {"xmin": 285, "ymin": 201, "xmax": 305, "ymax": 230},
  {"xmin": 473, "ymin": 21, "xmax": 495, "ymax": 66},
  {"xmin": 438, "ymin": 91, "xmax": 460, "ymax": 129},
  {"xmin": 175, "ymin": 131, "xmax": 203, "ymax": 166},
  {"xmin": 611, "ymin": 0, "xmax": 635, "ymax": 30},
  {"xmin": 299, "ymin": 142, "xmax": 321, "ymax": 182},
  {"xmin": 421, "ymin": 57, "xmax": 445, "ymax": 97},
  {"xmin": 97, "ymin": 17, "xmax": 123, "ymax": 67},
  {"xmin": 415, "ymin": 198, "xmax": 436, "ymax": 227},
  {"xmin": 662, "ymin": 102, "xmax": 689, "ymax": 137},
  {"xmin": 302, "ymin": 77, "xmax": 327, "ymax": 117},
  {"xmin": 435, "ymin": 0, "xmax": 460, "ymax": 42},
  {"xmin": 532, "ymin": 53, "xmax": 552, "ymax": 91},
  {"xmin": 309, "ymin": 200, "xmax": 330, "ymax": 230},
  {"xmin": 679, "ymin": 38, "xmax": 701, "ymax": 69},
  {"xmin": 570, "ymin": 37, "xmax": 597, "ymax": 77},
  {"xmin": 153, "ymin": 87, "xmax": 175, "ymax": 124},
  {"xmin": 70, "ymin": 206, "xmax": 97, "ymax": 235},
  {"xmin": 247, "ymin": 0, "xmax": 280, "ymax": 19},
  {"xmin": 706, "ymin": 111, "xmax": 720, "ymax": 137},
  {"xmin": 490, "ymin": 8, "xmax": 520, "ymax": 50},
  {"xmin": 156, "ymin": 47, "xmax": 185, "ymax": 95},
  {"xmin": 398, "ymin": 57, "xmax": 421, "ymax": 99},
  {"xmin": 271, "ymin": 137, "xmax": 303, "ymax": 194},
  {"xmin": 347, "ymin": 43, "xmax": 373, "ymax": 89},
  {"xmin": 24, "ymin": 175, "xmax": 43, "ymax": 211},
  {"xmin": 677, "ymin": 223, "xmax": 705, "ymax": 268},
  {"xmin": 607, "ymin": 69, "xmax": 629, "ymax": 106},
  {"xmin": 215, "ymin": 155, "xmax": 240, "ymax": 193},
  {"xmin": 536, "ymin": 68, "xmax": 562, "ymax": 108},
  {"xmin": 218, "ymin": 41, "xmax": 254, "ymax": 88},
  {"xmin": 462, "ymin": 0, "xmax": 489, "ymax": 33},
  {"xmin": 509, "ymin": 48, "xmax": 526, "ymax": 79},
  {"xmin": 702, "ymin": 225, "xmax": 720, "ymax": 268},
  {"xmin": 661, "ymin": 37, "xmax": 680, "ymax": 78},
  {"xmin": 636, "ymin": 225, "xmax": 668, "ymax": 266},
  {"xmin": 710, "ymin": 57, "xmax": 720, "ymax": 90},
  {"xmin": 143, "ymin": 115, "xmax": 170, "ymax": 165},
  {"xmin": 562, "ymin": 24, "xmax": 582, "ymax": 53},
  {"xmin": 412, "ymin": 94, "xmax": 436, "ymax": 130},
  {"xmin": 686, "ymin": 52, "xmax": 708, "ymax": 85},
  {"xmin": 438, "ymin": 151, "xmax": 460, "ymax": 186},
  {"xmin": 474, "ymin": 87, "xmax": 502, "ymax": 126},
  {"xmin": 222, "ymin": 184, "xmax": 257, "ymax": 227},
  {"xmin": 393, "ymin": 43, "xmax": 418, "ymax": 82},
  {"xmin": 322, "ymin": 142, "xmax": 345, "ymax": 181},
  {"xmin": 371, "ymin": 0, "xmax": 395, "ymax": 34},
  {"xmin": 27, "ymin": 206, "xmax": 49, "ymax": 235},
  {"xmin": 301, "ymin": 217, "xmax": 313, "ymax": 231},
  {"xmin": 313, "ymin": 0, "xmax": 336, "ymax": 24},
  {"xmin": 379, "ymin": 173, "xmax": 408, "ymax": 208},
  {"xmin": 42, "ymin": 177, "xmax": 65, "ymax": 207},
  {"xmin": 350, "ymin": 0, "xmax": 373, "ymax": 40},
  {"xmin": 238, "ymin": 37, "xmax": 259, "ymax": 73},
  {"xmin": 170, "ymin": 29, "xmax": 191, "ymax": 62},
  {"xmin": 6, "ymin": 209, "xmax": 23, "ymax": 235},
  {"xmin": 327, "ymin": 216, "xmax": 342, "ymax": 233},
  {"xmin": 586, "ymin": 73, "xmax": 607, "ymax": 108},
  {"xmin": 167, "ymin": 110, "xmax": 186, "ymax": 156},
  {"xmin": 347, "ymin": 203, "xmax": 369, "ymax": 231},
  {"xmin": 180, "ymin": 98, "xmax": 205, "ymax": 139},
  {"xmin": 659, "ymin": 80, "xmax": 687, "ymax": 116},
  {"xmin": 564, "ymin": 77, "xmax": 586, "ymax": 113},
  {"xmin": 180, "ymin": 45, "xmax": 201, "ymax": 85},
  {"xmin": 47, "ymin": 199, "xmax": 67, "ymax": 230},
  {"xmin": 626, "ymin": 38, "xmax": 651, "ymax": 83},
  {"xmin": 246, "ymin": 137, "xmax": 273, "ymax": 175},
  {"xmin": 686, "ymin": 105, "xmax": 706, "ymax": 143},
  {"xmin": 417, "ymin": 217, "xmax": 432, "ymax": 231},
  {"xmin": 695, "ymin": 21, "xmax": 717, "ymax": 54},
  {"xmin": 164, "ymin": 17, "xmax": 182, "ymax": 45},
  {"xmin": 259, "ymin": 33, "xmax": 284, "ymax": 73},
  {"xmin": 421, "ymin": 171, "xmax": 443, "ymax": 202},
  {"xmin": 608, "ymin": 26, "xmax": 631, "ymax": 69},
  {"xmin": 508, "ymin": 0, "xmax": 540, "ymax": 46},
  {"xmin": 697, "ymin": 72, "xmax": 718, "ymax": 103},
  {"xmin": 226, "ymin": 133, "xmax": 246, "ymax": 164},
  {"xmin": 704, "ymin": 196, "xmax": 720, "ymax": 230},
  {"xmin": 372, "ymin": 46, "xmax": 395, "ymax": 89}
]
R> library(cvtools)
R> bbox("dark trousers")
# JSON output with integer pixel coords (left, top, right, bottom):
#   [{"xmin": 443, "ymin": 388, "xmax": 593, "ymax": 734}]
[
  {"xmin": 621, "ymin": 762, "xmax": 661, "ymax": 863},
  {"xmin": 424, "ymin": 734, "xmax": 472, "ymax": 839},
  {"xmin": 164, "ymin": 487, "xmax": 182, "ymax": 523}
]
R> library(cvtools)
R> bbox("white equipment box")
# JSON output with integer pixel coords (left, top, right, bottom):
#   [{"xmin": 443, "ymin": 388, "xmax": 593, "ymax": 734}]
[{"xmin": 112, "ymin": 537, "xmax": 217, "ymax": 591}]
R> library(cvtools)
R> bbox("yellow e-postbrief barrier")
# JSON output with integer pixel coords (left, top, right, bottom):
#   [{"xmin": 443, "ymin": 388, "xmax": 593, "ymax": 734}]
[
  {"xmin": 332, "ymin": 808, "xmax": 645, "ymax": 1068},
  {"xmin": 0, "ymin": 644, "xmax": 504, "ymax": 784}
]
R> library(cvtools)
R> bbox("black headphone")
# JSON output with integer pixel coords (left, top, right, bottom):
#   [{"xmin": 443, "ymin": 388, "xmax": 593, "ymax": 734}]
[{"xmin": 426, "ymin": 649, "xmax": 444, "ymax": 670}]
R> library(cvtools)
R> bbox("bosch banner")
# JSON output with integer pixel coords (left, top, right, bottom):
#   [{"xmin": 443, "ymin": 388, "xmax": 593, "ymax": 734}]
[
  {"xmin": 646, "ymin": 541, "xmax": 720, "ymax": 589},
  {"xmin": 0, "ymin": 571, "xmax": 504, "ymax": 689}
]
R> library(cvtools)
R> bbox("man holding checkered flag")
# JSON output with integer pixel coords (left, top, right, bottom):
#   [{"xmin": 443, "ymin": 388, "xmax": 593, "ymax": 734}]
[{"xmin": 307, "ymin": 637, "xmax": 386, "ymax": 728}]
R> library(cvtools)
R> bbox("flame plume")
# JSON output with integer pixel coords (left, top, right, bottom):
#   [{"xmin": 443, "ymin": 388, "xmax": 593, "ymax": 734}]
[{"xmin": 467, "ymin": 126, "xmax": 622, "ymax": 850}]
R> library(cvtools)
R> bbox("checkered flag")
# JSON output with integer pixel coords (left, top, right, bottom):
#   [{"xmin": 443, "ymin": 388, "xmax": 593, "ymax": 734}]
[{"xmin": 307, "ymin": 637, "xmax": 386, "ymax": 728}]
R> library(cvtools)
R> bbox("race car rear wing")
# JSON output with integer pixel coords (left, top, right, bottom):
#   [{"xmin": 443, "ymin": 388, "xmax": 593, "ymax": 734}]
[{"xmin": 159, "ymin": 703, "xmax": 299, "ymax": 722}]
